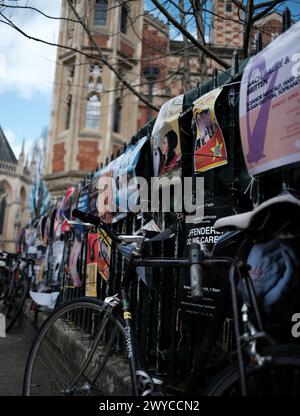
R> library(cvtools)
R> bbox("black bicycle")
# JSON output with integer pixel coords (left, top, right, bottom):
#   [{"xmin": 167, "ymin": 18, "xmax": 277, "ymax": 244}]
[
  {"xmin": 23, "ymin": 194, "xmax": 300, "ymax": 396},
  {"xmin": 0, "ymin": 255, "xmax": 35, "ymax": 332}
]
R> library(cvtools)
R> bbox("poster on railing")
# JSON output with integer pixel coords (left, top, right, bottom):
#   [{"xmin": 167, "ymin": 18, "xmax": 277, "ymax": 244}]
[
  {"xmin": 52, "ymin": 187, "xmax": 76, "ymax": 238},
  {"xmin": 179, "ymin": 201, "xmax": 232, "ymax": 325},
  {"xmin": 98, "ymin": 231, "xmax": 111, "ymax": 281},
  {"xmin": 193, "ymin": 87, "xmax": 228, "ymax": 173},
  {"xmin": 93, "ymin": 136, "xmax": 148, "ymax": 223},
  {"xmin": 114, "ymin": 135, "xmax": 148, "ymax": 223},
  {"xmin": 52, "ymin": 240, "xmax": 65, "ymax": 283},
  {"xmin": 94, "ymin": 158, "xmax": 118, "ymax": 224},
  {"xmin": 68, "ymin": 237, "xmax": 82, "ymax": 287},
  {"xmin": 151, "ymin": 95, "xmax": 183, "ymax": 183},
  {"xmin": 74, "ymin": 182, "xmax": 90, "ymax": 235},
  {"xmin": 86, "ymin": 233, "xmax": 99, "ymax": 296},
  {"xmin": 239, "ymin": 20, "xmax": 300, "ymax": 176}
]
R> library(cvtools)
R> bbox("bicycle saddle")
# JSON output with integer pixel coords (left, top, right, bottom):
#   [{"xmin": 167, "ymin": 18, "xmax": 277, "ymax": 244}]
[{"xmin": 214, "ymin": 193, "xmax": 300, "ymax": 239}]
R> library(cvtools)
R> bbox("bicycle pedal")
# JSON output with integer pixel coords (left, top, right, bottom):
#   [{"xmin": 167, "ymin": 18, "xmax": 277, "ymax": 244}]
[{"xmin": 152, "ymin": 377, "xmax": 164, "ymax": 385}]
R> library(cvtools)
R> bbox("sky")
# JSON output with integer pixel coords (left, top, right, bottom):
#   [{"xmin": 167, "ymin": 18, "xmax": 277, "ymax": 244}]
[
  {"xmin": 0, "ymin": 0, "xmax": 299, "ymax": 159},
  {"xmin": 0, "ymin": 0, "xmax": 61, "ymax": 158}
]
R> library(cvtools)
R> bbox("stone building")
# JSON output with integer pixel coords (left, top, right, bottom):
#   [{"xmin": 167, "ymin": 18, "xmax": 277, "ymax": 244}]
[
  {"xmin": 45, "ymin": 0, "xmax": 284, "ymax": 197},
  {"xmin": 0, "ymin": 127, "xmax": 32, "ymax": 253}
]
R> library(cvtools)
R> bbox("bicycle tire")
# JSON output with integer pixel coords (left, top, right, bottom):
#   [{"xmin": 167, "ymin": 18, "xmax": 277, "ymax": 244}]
[
  {"xmin": 206, "ymin": 345, "xmax": 300, "ymax": 396},
  {"xmin": 0, "ymin": 270, "xmax": 29, "ymax": 332},
  {"xmin": 23, "ymin": 297, "xmax": 132, "ymax": 396},
  {"xmin": 0, "ymin": 269, "xmax": 9, "ymax": 300}
]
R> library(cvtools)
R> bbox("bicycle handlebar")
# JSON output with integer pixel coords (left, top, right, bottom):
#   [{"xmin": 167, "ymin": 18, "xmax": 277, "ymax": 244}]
[{"xmin": 72, "ymin": 209, "xmax": 121, "ymax": 243}]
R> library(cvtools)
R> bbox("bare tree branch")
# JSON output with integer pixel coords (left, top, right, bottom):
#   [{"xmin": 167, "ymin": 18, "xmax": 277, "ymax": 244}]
[
  {"xmin": 252, "ymin": 0, "xmax": 285, "ymax": 22},
  {"xmin": 0, "ymin": 2, "xmax": 79, "ymax": 23},
  {"xmin": 150, "ymin": 0, "xmax": 230, "ymax": 69},
  {"xmin": 253, "ymin": 0, "xmax": 284, "ymax": 10},
  {"xmin": 232, "ymin": 0, "xmax": 247, "ymax": 12},
  {"xmin": 243, "ymin": 0, "xmax": 254, "ymax": 57}
]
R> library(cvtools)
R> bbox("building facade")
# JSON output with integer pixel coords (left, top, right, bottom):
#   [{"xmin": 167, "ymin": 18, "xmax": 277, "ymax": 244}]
[
  {"xmin": 45, "ymin": 0, "xmax": 144, "ymax": 197},
  {"xmin": 45, "ymin": 0, "xmax": 283, "ymax": 197},
  {"xmin": 0, "ymin": 127, "xmax": 32, "ymax": 253}
]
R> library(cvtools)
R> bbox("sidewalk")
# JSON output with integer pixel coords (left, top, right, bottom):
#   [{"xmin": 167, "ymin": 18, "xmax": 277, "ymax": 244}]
[{"xmin": 0, "ymin": 323, "xmax": 31, "ymax": 396}]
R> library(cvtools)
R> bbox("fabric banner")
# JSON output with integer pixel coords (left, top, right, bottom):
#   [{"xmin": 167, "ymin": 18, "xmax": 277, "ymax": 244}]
[
  {"xmin": 151, "ymin": 95, "xmax": 183, "ymax": 179},
  {"xmin": 239, "ymin": 20, "xmax": 300, "ymax": 176},
  {"xmin": 193, "ymin": 87, "xmax": 228, "ymax": 173}
]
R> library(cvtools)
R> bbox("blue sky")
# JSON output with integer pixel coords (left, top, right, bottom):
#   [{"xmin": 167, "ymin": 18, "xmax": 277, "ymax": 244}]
[
  {"xmin": 0, "ymin": 1, "xmax": 299, "ymax": 159},
  {"xmin": 0, "ymin": 1, "xmax": 61, "ymax": 158}
]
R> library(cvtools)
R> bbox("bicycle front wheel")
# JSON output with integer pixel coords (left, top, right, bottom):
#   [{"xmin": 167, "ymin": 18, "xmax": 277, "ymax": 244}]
[
  {"xmin": 207, "ymin": 345, "xmax": 300, "ymax": 396},
  {"xmin": 23, "ymin": 297, "xmax": 132, "ymax": 396}
]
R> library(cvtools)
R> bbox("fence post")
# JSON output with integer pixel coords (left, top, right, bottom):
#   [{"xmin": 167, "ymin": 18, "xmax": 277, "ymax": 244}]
[
  {"xmin": 228, "ymin": 51, "xmax": 240, "ymax": 212},
  {"xmin": 212, "ymin": 68, "xmax": 218, "ymax": 88},
  {"xmin": 255, "ymin": 32, "xmax": 263, "ymax": 54},
  {"xmin": 282, "ymin": 7, "xmax": 291, "ymax": 32},
  {"xmin": 231, "ymin": 49, "xmax": 239, "ymax": 77}
]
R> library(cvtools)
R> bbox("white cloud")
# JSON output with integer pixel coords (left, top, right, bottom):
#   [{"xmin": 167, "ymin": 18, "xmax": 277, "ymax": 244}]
[{"xmin": 0, "ymin": 1, "xmax": 61, "ymax": 98}]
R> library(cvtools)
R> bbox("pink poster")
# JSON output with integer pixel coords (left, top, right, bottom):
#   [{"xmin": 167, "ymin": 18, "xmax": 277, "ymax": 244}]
[{"xmin": 239, "ymin": 20, "xmax": 300, "ymax": 176}]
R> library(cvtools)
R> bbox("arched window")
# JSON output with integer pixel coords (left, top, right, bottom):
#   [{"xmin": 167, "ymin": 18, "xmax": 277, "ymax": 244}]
[
  {"xmin": 0, "ymin": 184, "xmax": 7, "ymax": 236},
  {"xmin": 85, "ymin": 94, "xmax": 101, "ymax": 129},
  {"xmin": 85, "ymin": 64, "xmax": 103, "ymax": 129}
]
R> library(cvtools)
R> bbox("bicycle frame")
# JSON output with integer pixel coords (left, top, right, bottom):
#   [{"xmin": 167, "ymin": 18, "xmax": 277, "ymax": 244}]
[{"xmin": 65, "ymin": 212, "xmax": 273, "ymax": 396}]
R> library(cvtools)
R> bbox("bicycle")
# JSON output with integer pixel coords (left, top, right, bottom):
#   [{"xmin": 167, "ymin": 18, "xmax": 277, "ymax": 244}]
[
  {"xmin": 0, "ymin": 250, "xmax": 10, "ymax": 299},
  {"xmin": 0, "ymin": 255, "xmax": 35, "ymax": 332},
  {"xmin": 23, "ymin": 194, "xmax": 300, "ymax": 396}
]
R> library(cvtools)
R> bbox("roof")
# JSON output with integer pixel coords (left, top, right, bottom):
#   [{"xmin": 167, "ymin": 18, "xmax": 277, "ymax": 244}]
[{"xmin": 0, "ymin": 125, "xmax": 18, "ymax": 164}]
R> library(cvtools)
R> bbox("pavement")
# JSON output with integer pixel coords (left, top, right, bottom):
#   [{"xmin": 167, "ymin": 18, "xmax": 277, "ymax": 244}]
[{"xmin": 0, "ymin": 320, "xmax": 32, "ymax": 396}]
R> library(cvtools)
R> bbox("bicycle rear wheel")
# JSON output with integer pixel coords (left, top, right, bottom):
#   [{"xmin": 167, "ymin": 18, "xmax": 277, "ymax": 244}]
[
  {"xmin": 0, "ymin": 270, "xmax": 29, "ymax": 331},
  {"xmin": 207, "ymin": 345, "xmax": 300, "ymax": 396},
  {"xmin": 23, "ymin": 297, "xmax": 132, "ymax": 396}
]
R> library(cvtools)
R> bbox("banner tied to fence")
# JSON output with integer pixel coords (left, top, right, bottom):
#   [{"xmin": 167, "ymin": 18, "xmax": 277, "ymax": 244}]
[{"xmin": 239, "ymin": 19, "xmax": 300, "ymax": 176}]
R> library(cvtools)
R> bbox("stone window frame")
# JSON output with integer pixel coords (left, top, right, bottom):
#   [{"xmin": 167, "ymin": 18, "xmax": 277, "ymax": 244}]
[{"xmin": 94, "ymin": 0, "xmax": 108, "ymax": 27}]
